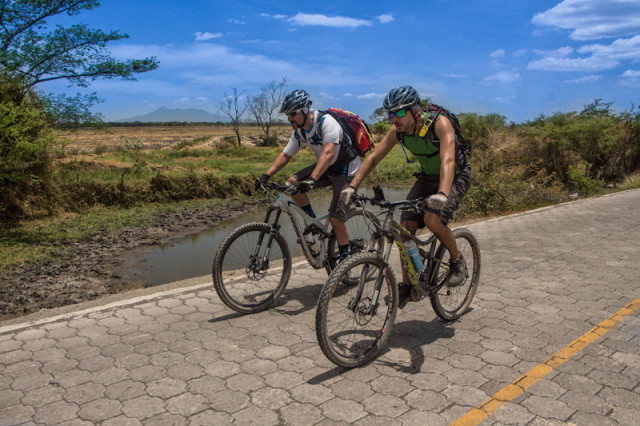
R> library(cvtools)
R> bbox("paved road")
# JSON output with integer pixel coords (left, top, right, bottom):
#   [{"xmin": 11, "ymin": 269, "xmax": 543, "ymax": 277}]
[{"xmin": 1, "ymin": 189, "xmax": 639, "ymax": 425}]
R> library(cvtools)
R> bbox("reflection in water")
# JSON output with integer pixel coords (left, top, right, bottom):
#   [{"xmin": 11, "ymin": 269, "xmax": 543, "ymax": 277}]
[{"xmin": 123, "ymin": 185, "xmax": 411, "ymax": 286}]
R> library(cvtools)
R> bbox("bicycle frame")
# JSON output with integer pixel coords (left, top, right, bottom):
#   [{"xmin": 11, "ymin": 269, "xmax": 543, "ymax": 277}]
[
  {"xmin": 261, "ymin": 186, "xmax": 339, "ymax": 269},
  {"xmin": 357, "ymin": 195, "xmax": 449, "ymax": 298}
]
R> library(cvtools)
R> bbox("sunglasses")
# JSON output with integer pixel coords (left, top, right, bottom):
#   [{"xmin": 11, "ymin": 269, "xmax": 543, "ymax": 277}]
[
  {"xmin": 287, "ymin": 111, "xmax": 301, "ymax": 118},
  {"xmin": 388, "ymin": 109, "xmax": 408, "ymax": 119}
]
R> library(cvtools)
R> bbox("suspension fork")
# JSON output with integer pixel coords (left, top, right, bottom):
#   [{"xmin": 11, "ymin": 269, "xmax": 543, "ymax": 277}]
[
  {"xmin": 252, "ymin": 206, "xmax": 282, "ymax": 267},
  {"xmin": 348, "ymin": 236, "xmax": 393, "ymax": 312}
]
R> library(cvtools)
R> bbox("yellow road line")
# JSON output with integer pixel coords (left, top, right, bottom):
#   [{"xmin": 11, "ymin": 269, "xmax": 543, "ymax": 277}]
[{"xmin": 449, "ymin": 297, "xmax": 640, "ymax": 426}]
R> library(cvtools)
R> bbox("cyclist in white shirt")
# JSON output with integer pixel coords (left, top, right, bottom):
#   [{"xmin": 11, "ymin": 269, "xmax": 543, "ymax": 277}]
[{"xmin": 255, "ymin": 90, "xmax": 361, "ymax": 261}]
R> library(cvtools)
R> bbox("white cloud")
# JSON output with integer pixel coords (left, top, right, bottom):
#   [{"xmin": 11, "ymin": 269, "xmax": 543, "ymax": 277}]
[
  {"xmin": 621, "ymin": 69, "xmax": 640, "ymax": 86},
  {"xmin": 528, "ymin": 35, "xmax": 640, "ymax": 71},
  {"xmin": 533, "ymin": 0, "xmax": 640, "ymax": 40},
  {"xmin": 564, "ymin": 75, "xmax": 602, "ymax": 83},
  {"xmin": 376, "ymin": 14, "xmax": 394, "ymax": 24},
  {"xmin": 228, "ymin": 18, "xmax": 245, "ymax": 25},
  {"xmin": 528, "ymin": 55, "xmax": 613, "ymax": 71},
  {"xmin": 175, "ymin": 97, "xmax": 190, "ymax": 104},
  {"xmin": 533, "ymin": 46, "xmax": 574, "ymax": 58},
  {"xmin": 194, "ymin": 32, "xmax": 222, "ymax": 41},
  {"xmin": 513, "ymin": 49, "xmax": 528, "ymax": 57},
  {"xmin": 110, "ymin": 43, "xmax": 295, "ymax": 86},
  {"xmin": 495, "ymin": 95, "xmax": 516, "ymax": 102},
  {"xmin": 578, "ymin": 34, "xmax": 640, "ymax": 60},
  {"xmin": 356, "ymin": 92, "xmax": 385, "ymax": 100},
  {"xmin": 490, "ymin": 49, "xmax": 505, "ymax": 58},
  {"xmin": 484, "ymin": 71, "xmax": 521, "ymax": 84},
  {"xmin": 289, "ymin": 13, "xmax": 372, "ymax": 28},
  {"xmin": 443, "ymin": 73, "xmax": 467, "ymax": 79}
]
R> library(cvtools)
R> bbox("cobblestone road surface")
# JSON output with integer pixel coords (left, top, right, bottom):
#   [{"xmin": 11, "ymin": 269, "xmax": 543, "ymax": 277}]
[{"xmin": 1, "ymin": 189, "xmax": 639, "ymax": 425}]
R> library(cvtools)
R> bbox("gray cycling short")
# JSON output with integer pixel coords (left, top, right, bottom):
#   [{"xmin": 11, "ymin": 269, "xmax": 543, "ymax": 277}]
[
  {"xmin": 293, "ymin": 163, "xmax": 352, "ymax": 222},
  {"xmin": 400, "ymin": 173, "xmax": 471, "ymax": 226}
]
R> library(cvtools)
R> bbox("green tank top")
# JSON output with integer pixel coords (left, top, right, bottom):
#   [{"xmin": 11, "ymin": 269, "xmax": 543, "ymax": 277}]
[{"xmin": 401, "ymin": 114, "xmax": 461, "ymax": 176}]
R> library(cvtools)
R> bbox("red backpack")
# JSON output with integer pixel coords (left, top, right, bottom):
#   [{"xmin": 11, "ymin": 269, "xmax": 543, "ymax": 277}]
[{"xmin": 322, "ymin": 108, "xmax": 374, "ymax": 157}]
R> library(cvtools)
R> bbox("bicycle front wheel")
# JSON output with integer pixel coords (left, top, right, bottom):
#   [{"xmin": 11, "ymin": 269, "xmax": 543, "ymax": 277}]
[
  {"xmin": 316, "ymin": 252, "xmax": 398, "ymax": 368},
  {"xmin": 326, "ymin": 208, "xmax": 383, "ymax": 284},
  {"xmin": 429, "ymin": 227, "xmax": 480, "ymax": 321},
  {"xmin": 212, "ymin": 222, "xmax": 291, "ymax": 314}
]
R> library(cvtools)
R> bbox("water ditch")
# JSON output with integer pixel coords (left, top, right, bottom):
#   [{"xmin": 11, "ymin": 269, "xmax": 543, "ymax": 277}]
[{"xmin": 122, "ymin": 185, "xmax": 412, "ymax": 286}]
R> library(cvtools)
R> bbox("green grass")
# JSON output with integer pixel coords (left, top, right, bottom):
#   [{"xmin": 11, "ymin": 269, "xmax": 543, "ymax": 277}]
[
  {"xmin": 2, "ymin": 141, "xmax": 638, "ymax": 273},
  {"xmin": 619, "ymin": 172, "xmax": 640, "ymax": 190},
  {"xmin": 0, "ymin": 198, "xmax": 233, "ymax": 271}
]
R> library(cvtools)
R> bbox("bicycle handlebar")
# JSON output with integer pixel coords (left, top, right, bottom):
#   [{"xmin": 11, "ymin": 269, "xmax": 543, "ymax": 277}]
[
  {"xmin": 351, "ymin": 188, "xmax": 427, "ymax": 213},
  {"xmin": 257, "ymin": 181, "xmax": 301, "ymax": 196}
]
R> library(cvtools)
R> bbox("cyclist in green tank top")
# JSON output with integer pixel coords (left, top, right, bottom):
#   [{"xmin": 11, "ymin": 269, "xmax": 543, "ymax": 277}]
[{"xmin": 340, "ymin": 86, "xmax": 471, "ymax": 308}]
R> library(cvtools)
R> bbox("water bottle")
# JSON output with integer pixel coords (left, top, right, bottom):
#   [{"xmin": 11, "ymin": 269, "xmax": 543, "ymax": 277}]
[
  {"xmin": 404, "ymin": 240, "xmax": 424, "ymax": 272},
  {"xmin": 304, "ymin": 233, "xmax": 320, "ymax": 256}
]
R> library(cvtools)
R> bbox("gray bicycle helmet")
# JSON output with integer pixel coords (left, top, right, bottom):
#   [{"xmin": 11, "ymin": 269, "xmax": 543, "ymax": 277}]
[
  {"xmin": 383, "ymin": 86, "xmax": 420, "ymax": 111},
  {"xmin": 280, "ymin": 89, "xmax": 312, "ymax": 114}
]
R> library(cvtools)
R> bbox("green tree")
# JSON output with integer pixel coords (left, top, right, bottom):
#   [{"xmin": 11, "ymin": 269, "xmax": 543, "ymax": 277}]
[
  {"xmin": 0, "ymin": 0, "xmax": 159, "ymax": 219},
  {"xmin": 0, "ymin": 0, "xmax": 159, "ymax": 124},
  {"xmin": 0, "ymin": 75, "xmax": 55, "ymax": 217}
]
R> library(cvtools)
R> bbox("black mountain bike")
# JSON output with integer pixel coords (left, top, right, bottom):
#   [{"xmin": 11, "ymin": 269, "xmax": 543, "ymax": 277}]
[{"xmin": 315, "ymin": 187, "xmax": 480, "ymax": 368}]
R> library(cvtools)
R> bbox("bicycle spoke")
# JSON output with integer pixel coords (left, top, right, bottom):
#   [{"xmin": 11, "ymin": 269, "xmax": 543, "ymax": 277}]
[
  {"xmin": 213, "ymin": 223, "xmax": 291, "ymax": 313},
  {"xmin": 317, "ymin": 253, "xmax": 397, "ymax": 367},
  {"xmin": 430, "ymin": 228, "xmax": 480, "ymax": 321}
]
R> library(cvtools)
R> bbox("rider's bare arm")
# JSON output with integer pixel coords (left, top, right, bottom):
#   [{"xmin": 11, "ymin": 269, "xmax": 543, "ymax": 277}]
[
  {"xmin": 349, "ymin": 126, "xmax": 400, "ymax": 189},
  {"xmin": 309, "ymin": 143, "xmax": 337, "ymax": 181},
  {"xmin": 266, "ymin": 152, "xmax": 292, "ymax": 177},
  {"xmin": 434, "ymin": 117, "xmax": 456, "ymax": 196}
]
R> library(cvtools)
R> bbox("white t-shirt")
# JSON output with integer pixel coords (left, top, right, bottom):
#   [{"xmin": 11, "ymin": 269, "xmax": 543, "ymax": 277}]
[{"xmin": 283, "ymin": 110, "xmax": 361, "ymax": 176}]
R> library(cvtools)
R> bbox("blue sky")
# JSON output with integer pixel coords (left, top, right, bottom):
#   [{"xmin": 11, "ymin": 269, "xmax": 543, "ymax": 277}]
[{"xmin": 42, "ymin": 0, "xmax": 640, "ymax": 123}]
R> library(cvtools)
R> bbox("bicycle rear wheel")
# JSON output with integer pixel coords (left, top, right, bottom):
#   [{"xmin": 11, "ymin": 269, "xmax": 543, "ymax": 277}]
[
  {"xmin": 212, "ymin": 222, "xmax": 291, "ymax": 314},
  {"xmin": 429, "ymin": 228, "xmax": 480, "ymax": 321},
  {"xmin": 316, "ymin": 252, "xmax": 398, "ymax": 368}
]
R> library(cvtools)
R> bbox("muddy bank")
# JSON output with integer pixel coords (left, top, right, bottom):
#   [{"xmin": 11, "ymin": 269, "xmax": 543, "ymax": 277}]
[{"xmin": 0, "ymin": 198, "xmax": 271, "ymax": 320}]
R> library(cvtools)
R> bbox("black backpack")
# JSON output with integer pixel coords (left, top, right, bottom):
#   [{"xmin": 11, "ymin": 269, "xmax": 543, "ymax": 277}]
[{"xmin": 397, "ymin": 103, "xmax": 470, "ymax": 164}]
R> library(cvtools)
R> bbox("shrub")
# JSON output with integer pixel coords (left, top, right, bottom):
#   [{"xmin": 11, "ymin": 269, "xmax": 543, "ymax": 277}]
[
  {"xmin": 0, "ymin": 77, "xmax": 56, "ymax": 218},
  {"xmin": 258, "ymin": 134, "xmax": 279, "ymax": 147},
  {"xmin": 371, "ymin": 121, "xmax": 391, "ymax": 135},
  {"xmin": 567, "ymin": 162, "xmax": 605, "ymax": 195}
]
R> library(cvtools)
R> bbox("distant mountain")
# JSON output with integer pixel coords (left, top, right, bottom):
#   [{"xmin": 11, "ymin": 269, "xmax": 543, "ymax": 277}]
[{"xmin": 115, "ymin": 107, "xmax": 222, "ymax": 123}]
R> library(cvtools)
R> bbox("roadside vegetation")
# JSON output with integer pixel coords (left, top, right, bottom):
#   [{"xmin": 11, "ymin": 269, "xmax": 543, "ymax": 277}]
[{"xmin": 2, "ymin": 91, "xmax": 640, "ymax": 273}]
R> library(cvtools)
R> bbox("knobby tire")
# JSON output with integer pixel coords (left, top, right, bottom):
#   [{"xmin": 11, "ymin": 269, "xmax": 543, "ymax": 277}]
[
  {"xmin": 316, "ymin": 252, "xmax": 398, "ymax": 368},
  {"xmin": 212, "ymin": 222, "xmax": 291, "ymax": 314},
  {"xmin": 429, "ymin": 228, "xmax": 480, "ymax": 321}
]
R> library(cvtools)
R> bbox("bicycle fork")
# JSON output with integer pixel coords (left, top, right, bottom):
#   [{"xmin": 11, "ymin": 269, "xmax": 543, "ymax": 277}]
[
  {"xmin": 247, "ymin": 206, "xmax": 283, "ymax": 278},
  {"xmin": 347, "ymin": 239, "xmax": 395, "ymax": 315}
]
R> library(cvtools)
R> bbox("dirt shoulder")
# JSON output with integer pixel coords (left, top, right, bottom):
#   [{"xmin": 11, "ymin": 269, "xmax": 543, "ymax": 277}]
[{"xmin": 0, "ymin": 198, "xmax": 271, "ymax": 321}]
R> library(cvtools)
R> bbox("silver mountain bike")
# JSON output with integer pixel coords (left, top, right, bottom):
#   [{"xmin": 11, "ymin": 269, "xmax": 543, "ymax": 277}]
[{"xmin": 212, "ymin": 182, "xmax": 382, "ymax": 314}]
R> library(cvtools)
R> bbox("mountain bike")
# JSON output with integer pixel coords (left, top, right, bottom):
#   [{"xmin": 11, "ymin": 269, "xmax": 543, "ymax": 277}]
[
  {"xmin": 212, "ymin": 182, "xmax": 382, "ymax": 314},
  {"xmin": 315, "ymin": 186, "xmax": 480, "ymax": 368}
]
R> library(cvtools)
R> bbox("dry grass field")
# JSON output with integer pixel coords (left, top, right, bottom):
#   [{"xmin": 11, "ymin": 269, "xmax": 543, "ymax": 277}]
[{"xmin": 57, "ymin": 124, "xmax": 290, "ymax": 152}]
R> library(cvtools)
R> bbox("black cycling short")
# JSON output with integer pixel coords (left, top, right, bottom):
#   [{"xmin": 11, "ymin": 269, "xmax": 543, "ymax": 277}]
[
  {"xmin": 292, "ymin": 163, "xmax": 352, "ymax": 222},
  {"xmin": 400, "ymin": 172, "xmax": 471, "ymax": 226}
]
